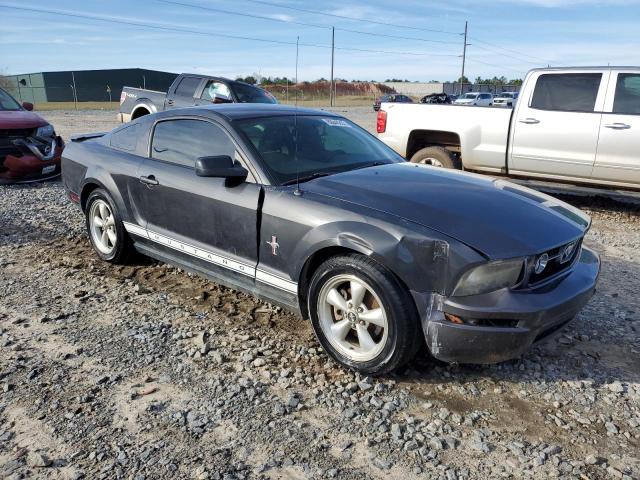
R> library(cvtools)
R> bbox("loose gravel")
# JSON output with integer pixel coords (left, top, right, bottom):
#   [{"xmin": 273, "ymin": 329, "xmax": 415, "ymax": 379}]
[{"xmin": 0, "ymin": 109, "xmax": 638, "ymax": 480}]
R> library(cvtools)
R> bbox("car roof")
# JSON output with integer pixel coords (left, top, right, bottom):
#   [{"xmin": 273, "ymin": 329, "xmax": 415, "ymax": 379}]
[{"xmin": 159, "ymin": 103, "xmax": 342, "ymax": 121}]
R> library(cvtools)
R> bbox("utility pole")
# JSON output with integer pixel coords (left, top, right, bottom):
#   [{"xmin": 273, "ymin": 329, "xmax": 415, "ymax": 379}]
[
  {"xmin": 460, "ymin": 21, "xmax": 468, "ymax": 95},
  {"xmin": 330, "ymin": 26, "xmax": 335, "ymax": 107},
  {"xmin": 71, "ymin": 71, "xmax": 78, "ymax": 110}
]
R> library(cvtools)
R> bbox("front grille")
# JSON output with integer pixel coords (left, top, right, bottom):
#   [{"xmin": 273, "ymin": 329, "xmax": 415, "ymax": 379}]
[{"xmin": 527, "ymin": 238, "xmax": 582, "ymax": 286}]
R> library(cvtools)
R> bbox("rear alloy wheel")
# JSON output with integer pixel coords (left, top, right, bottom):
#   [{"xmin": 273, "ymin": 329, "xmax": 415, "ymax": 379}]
[
  {"xmin": 410, "ymin": 146, "xmax": 460, "ymax": 169},
  {"xmin": 85, "ymin": 189, "xmax": 132, "ymax": 263},
  {"xmin": 308, "ymin": 254, "xmax": 422, "ymax": 375}
]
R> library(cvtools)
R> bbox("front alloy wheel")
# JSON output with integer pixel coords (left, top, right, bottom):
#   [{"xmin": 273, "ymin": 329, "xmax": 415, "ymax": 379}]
[
  {"xmin": 318, "ymin": 274, "xmax": 388, "ymax": 362},
  {"xmin": 308, "ymin": 254, "xmax": 422, "ymax": 375}
]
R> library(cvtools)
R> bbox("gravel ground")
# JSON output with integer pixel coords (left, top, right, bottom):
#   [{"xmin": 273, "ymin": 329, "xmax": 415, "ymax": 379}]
[{"xmin": 0, "ymin": 109, "xmax": 638, "ymax": 480}]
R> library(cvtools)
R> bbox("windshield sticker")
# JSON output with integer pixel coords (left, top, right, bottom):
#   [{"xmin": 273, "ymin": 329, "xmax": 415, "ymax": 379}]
[{"xmin": 322, "ymin": 118, "xmax": 351, "ymax": 127}]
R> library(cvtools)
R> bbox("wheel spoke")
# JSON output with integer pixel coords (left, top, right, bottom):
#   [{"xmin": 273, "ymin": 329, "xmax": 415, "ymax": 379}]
[
  {"xmin": 360, "ymin": 308, "xmax": 385, "ymax": 327},
  {"xmin": 101, "ymin": 230, "xmax": 109, "ymax": 246},
  {"xmin": 349, "ymin": 280, "xmax": 366, "ymax": 309},
  {"xmin": 106, "ymin": 229, "xmax": 117, "ymax": 246},
  {"xmin": 98, "ymin": 203, "xmax": 108, "ymax": 220},
  {"xmin": 330, "ymin": 319, "xmax": 351, "ymax": 341},
  {"xmin": 93, "ymin": 216, "xmax": 104, "ymax": 228},
  {"xmin": 356, "ymin": 324, "xmax": 376, "ymax": 352},
  {"xmin": 326, "ymin": 288, "xmax": 348, "ymax": 311},
  {"xmin": 105, "ymin": 215, "xmax": 115, "ymax": 228}
]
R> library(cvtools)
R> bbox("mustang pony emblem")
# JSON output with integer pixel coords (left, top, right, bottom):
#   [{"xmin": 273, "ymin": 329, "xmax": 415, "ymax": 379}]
[{"xmin": 266, "ymin": 235, "xmax": 279, "ymax": 256}]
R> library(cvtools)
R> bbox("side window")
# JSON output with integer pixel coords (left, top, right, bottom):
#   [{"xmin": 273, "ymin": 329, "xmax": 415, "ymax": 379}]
[
  {"xmin": 110, "ymin": 124, "xmax": 139, "ymax": 152},
  {"xmin": 151, "ymin": 119, "xmax": 237, "ymax": 168},
  {"xmin": 174, "ymin": 76, "xmax": 201, "ymax": 98},
  {"xmin": 613, "ymin": 73, "xmax": 640, "ymax": 115},
  {"xmin": 531, "ymin": 73, "xmax": 602, "ymax": 112},
  {"xmin": 201, "ymin": 81, "xmax": 232, "ymax": 102}
]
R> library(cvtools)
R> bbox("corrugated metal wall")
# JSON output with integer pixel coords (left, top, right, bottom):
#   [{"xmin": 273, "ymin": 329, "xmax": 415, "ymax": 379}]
[{"xmin": 4, "ymin": 68, "xmax": 178, "ymax": 103}]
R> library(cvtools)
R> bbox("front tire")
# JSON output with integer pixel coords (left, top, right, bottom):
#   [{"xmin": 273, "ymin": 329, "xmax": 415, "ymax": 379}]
[
  {"xmin": 410, "ymin": 146, "xmax": 460, "ymax": 169},
  {"xmin": 308, "ymin": 254, "xmax": 422, "ymax": 375},
  {"xmin": 85, "ymin": 189, "xmax": 133, "ymax": 263}
]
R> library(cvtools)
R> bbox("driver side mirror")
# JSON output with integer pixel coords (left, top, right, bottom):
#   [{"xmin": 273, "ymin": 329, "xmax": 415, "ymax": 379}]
[
  {"xmin": 22, "ymin": 102, "xmax": 34, "ymax": 111},
  {"xmin": 195, "ymin": 155, "xmax": 248, "ymax": 181}
]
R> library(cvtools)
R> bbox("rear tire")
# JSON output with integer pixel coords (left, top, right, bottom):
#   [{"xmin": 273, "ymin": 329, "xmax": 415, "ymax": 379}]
[
  {"xmin": 85, "ymin": 189, "xmax": 133, "ymax": 264},
  {"xmin": 307, "ymin": 254, "xmax": 422, "ymax": 375},
  {"xmin": 410, "ymin": 146, "xmax": 460, "ymax": 169}
]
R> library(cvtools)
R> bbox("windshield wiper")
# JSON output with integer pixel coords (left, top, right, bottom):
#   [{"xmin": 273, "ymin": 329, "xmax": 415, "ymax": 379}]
[{"xmin": 281, "ymin": 172, "xmax": 332, "ymax": 186}]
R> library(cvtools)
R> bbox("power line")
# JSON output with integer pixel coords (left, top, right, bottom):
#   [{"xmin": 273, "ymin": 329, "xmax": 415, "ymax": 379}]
[
  {"xmin": 465, "ymin": 58, "xmax": 526, "ymax": 75},
  {"xmin": 238, "ymin": 0, "xmax": 462, "ymax": 36},
  {"xmin": 0, "ymin": 4, "xmax": 460, "ymax": 58},
  {"xmin": 469, "ymin": 36, "xmax": 550, "ymax": 64},
  {"xmin": 470, "ymin": 44, "xmax": 542, "ymax": 66},
  {"xmin": 157, "ymin": 0, "xmax": 460, "ymax": 46}
]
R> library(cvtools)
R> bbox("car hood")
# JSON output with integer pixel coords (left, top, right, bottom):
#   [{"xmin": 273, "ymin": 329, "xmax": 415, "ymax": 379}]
[
  {"xmin": 0, "ymin": 110, "xmax": 49, "ymax": 129},
  {"xmin": 303, "ymin": 163, "xmax": 589, "ymax": 259}
]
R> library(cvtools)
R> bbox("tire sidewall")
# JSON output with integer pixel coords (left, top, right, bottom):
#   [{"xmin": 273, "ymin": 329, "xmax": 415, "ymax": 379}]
[
  {"xmin": 308, "ymin": 256, "xmax": 403, "ymax": 375},
  {"xmin": 85, "ymin": 189, "xmax": 128, "ymax": 262},
  {"xmin": 410, "ymin": 147, "xmax": 455, "ymax": 169}
]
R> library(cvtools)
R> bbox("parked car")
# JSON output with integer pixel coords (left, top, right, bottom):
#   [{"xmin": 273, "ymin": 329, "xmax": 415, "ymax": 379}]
[
  {"xmin": 419, "ymin": 93, "xmax": 453, "ymax": 104},
  {"xmin": 453, "ymin": 92, "xmax": 493, "ymax": 106},
  {"xmin": 373, "ymin": 94, "xmax": 412, "ymax": 111},
  {"xmin": 62, "ymin": 104, "xmax": 599, "ymax": 374},
  {"xmin": 377, "ymin": 67, "xmax": 640, "ymax": 190},
  {"xmin": 0, "ymin": 87, "xmax": 64, "ymax": 184},
  {"xmin": 118, "ymin": 73, "xmax": 277, "ymax": 122},
  {"xmin": 494, "ymin": 91, "xmax": 519, "ymax": 107}
]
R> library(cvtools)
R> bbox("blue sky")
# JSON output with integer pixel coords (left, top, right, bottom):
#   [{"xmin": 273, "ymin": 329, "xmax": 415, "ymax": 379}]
[{"xmin": 1, "ymin": 0, "xmax": 639, "ymax": 82}]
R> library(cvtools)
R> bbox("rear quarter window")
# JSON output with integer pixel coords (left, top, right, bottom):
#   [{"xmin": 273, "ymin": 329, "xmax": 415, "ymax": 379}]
[{"xmin": 109, "ymin": 124, "xmax": 139, "ymax": 152}]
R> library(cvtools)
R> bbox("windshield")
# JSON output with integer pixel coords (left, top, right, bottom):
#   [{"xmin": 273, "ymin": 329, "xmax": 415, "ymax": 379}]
[
  {"xmin": 497, "ymin": 92, "xmax": 514, "ymax": 98},
  {"xmin": 461, "ymin": 93, "xmax": 479, "ymax": 99},
  {"xmin": 236, "ymin": 115, "xmax": 404, "ymax": 185},
  {"xmin": 0, "ymin": 88, "xmax": 22, "ymax": 111},
  {"xmin": 230, "ymin": 83, "xmax": 277, "ymax": 104}
]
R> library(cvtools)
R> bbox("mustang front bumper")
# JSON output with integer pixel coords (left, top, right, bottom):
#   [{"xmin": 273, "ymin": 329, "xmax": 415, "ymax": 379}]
[{"xmin": 424, "ymin": 246, "xmax": 600, "ymax": 364}]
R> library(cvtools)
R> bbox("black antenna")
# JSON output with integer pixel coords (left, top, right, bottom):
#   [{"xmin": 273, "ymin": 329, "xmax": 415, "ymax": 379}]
[{"xmin": 293, "ymin": 35, "xmax": 302, "ymax": 196}]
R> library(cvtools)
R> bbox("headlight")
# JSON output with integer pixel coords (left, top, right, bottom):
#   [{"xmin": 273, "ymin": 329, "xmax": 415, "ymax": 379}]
[
  {"xmin": 36, "ymin": 124, "xmax": 55, "ymax": 138},
  {"xmin": 453, "ymin": 258, "xmax": 524, "ymax": 297}
]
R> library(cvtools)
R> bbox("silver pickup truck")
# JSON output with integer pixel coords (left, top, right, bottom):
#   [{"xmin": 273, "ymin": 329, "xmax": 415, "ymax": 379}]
[
  {"xmin": 378, "ymin": 67, "xmax": 640, "ymax": 190},
  {"xmin": 118, "ymin": 73, "xmax": 277, "ymax": 123}
]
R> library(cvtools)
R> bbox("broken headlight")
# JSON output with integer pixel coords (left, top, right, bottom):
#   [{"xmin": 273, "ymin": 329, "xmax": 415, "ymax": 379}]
[
  {"xmin": 452, "ymin": 258, "xmax": 524, "ymax": 297},
  {"xmin": 36, "ymin": 124, "xmax": 55, "ymax": 138}
]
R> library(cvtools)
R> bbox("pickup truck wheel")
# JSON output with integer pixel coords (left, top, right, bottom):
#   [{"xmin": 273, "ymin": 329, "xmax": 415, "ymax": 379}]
[
  {"xmin": 410, "ymin": 146, "xmax": 460, "ymax": 169},
  {"xmin": 85, "ymin": 189, "xmax": 133, "ymax": 264},
  {"xmin": 308, "ymin": 254, "xmax": 422, "ymax": 375}
]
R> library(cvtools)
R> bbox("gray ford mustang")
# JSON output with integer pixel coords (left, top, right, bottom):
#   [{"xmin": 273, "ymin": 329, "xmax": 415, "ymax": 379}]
[{"xmin": 62, "ymin": 104, "xmax": 600, "ymax": 375}]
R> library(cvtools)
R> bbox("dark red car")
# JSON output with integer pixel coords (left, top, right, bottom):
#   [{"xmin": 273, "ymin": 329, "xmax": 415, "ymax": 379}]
[{"xmin": 0, "ymin": 88, "xmax": 63, "ymax": 183}]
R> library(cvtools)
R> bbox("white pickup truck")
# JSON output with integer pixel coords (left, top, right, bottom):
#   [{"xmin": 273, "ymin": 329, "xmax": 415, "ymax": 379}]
[{"xmin": 377, "ymin": 67, "xmax": 640, "ymax": 190}]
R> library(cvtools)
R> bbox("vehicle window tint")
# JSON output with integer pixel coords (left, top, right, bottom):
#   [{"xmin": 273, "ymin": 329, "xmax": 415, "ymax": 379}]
[
  {"xmin": 151, "ymin": 119, "xmax": 236, "ymax": 167},
  {"xmin": 613, "ymin": 73, "xmax": 640, "ymax": 114},
  {"xmin": 110, "ymin": 124, "xmax": 139, "ymax": 152},
  {"xmin": 236, "ymin": 115, "xmax": 403, "ymax": 185},
  {"xmin": 531, "ymin": 73, "xmax": 602, "ymax": 112},
  {"xmin": 230, "ymin": 83, "xmax": 277, "ymax": 104},
  {"xmin": 201, "ymin": 81, "xmax": 232, "ymax": 102},
  {"xmin": 0, "ymin": 88, "xmax": 22, "ymax": 111},
  {"xmin": 174, "ymin": 76, "xmax": 201, "ymax": 98}
]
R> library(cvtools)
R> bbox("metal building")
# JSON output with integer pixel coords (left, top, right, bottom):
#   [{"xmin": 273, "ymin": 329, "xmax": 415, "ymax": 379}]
[{"xmin": 3, "ymin": 68, "xmax": 178, "ymax": 103}]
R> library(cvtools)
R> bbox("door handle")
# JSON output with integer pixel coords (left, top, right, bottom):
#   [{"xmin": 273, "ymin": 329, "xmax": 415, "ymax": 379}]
[
  {"xmin": 139, "ymin": 175, "xmax": 159, "ymax": 186},
  {"xmin": 604, "ymin": 122, "xmax": 630, "ymax": 130},
  {"xmin": 166, "ymin": 99, "xmax": 174, "ymax": 106},
  {"xmin": 519, "ymin": 118, "xmax": 540, "ymax": 124}
]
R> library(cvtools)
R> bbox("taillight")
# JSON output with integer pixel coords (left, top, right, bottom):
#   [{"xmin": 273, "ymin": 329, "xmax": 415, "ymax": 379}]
[
  {"xmin": 120, "ymin": 91, "xmax": 126, "ymax": 104},
  {"xmin": 376, "ymin": 110, "xmax": 387, "ymax": 133}
]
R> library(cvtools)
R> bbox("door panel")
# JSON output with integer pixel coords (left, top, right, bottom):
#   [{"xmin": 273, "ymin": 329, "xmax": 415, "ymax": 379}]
[
  {"xmin": 132, "ymin": 159, "xmax": 261, "ymax": 274},
  {"xmin": 593, "ymin": 72, "xmax": 640, "ymax": 186},
  {"xmin": 510, "ymin": 71, "xmax": 608, "ymax": 178},
  {"xmin": 166, "ymin": 76, "xmax": 203, "ymax": 109}
]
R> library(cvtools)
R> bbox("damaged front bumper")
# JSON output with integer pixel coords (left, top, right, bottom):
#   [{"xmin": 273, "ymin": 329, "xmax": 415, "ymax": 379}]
[
  {"xmin": 0, "ymin": 136, "xmax": 64, "ymax": 183},
  {"xmin": 419, "ymin": 246, "xmax": 600, "ymax": 364}
]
